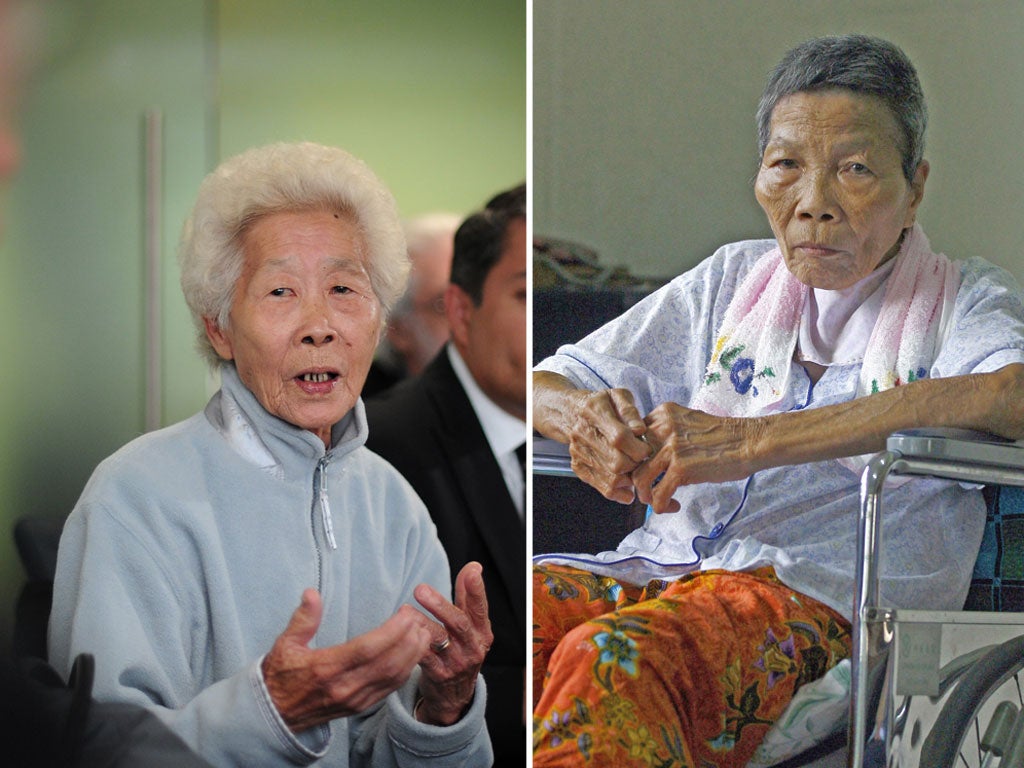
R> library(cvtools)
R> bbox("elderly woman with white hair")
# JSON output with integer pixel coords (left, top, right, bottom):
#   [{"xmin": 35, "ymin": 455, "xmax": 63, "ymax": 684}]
[{"xmin": 48, "ymin": 142, "xmax": 493, "ymax": 767}]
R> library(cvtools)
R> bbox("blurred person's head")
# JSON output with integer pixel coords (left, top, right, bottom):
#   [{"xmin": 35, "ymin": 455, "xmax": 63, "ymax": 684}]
[
  {"xmin": 0, "ymin": 0, "xmax": 46, "ymax": 228},
  {"xmin": 0, "ymin": 1, "xmax": 23, "ymax": 184},
  {"xmin": 446, "ymin": 183, "xmax": 526, "ymax": 420},
  {"xmin": 383, "ymin": 212, "xmax": 461, "ymax": 376}
]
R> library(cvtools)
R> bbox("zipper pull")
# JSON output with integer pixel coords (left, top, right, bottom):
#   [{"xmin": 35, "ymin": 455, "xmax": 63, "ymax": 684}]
[
  {"xmin": 321, "ymin": 489, "xmax": 337, "ymax": 550},
  {"xmin": 319, "ymin": 462, "xmax": 337, "ymax": 550}
]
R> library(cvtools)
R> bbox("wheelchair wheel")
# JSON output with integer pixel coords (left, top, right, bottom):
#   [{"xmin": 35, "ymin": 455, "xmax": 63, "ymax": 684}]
[{"xmin": 919, "ymin": 633, "xmax": 1024, "ymax": 768}]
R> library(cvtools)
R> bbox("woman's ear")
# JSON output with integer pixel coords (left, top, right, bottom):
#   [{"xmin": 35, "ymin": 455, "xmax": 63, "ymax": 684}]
[
  {"xmin": 203, "ymin": 316, "xmax": 234, "ymax": 360},
  {"xmin": 904, "ymin": 160, "xmax": 929, "ymax": 227}
]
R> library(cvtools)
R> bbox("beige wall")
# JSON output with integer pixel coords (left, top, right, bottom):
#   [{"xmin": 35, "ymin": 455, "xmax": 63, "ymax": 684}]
[{"xmin": 534, "ymin": 0, "xmax": 1024, "ymax": 285}]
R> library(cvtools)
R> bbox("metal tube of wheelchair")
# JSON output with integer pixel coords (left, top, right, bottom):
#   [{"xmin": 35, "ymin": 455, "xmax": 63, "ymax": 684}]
[
  {"xmin": 856, "ymin": 452, "xmax": 895, "ymax": 609},
  {"xmin": 849, "ymin": 450, "xmax": 899, "ymax": 768},
  {"xmin": 980, "ymin": 700, "xmax": 1019, "ymax": 767},
  {"xmin": 1000, "ymin": 708, "xmax": 1024, "ymax": 768}
]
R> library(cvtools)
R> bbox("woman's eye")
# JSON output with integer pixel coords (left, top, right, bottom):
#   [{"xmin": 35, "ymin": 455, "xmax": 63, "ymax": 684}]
[
  {"xmin": 269, "ymin": 287, "xmax": 290, "ymax": 297},
  {"xmin": 332, "ymin": 285, "xmax": 353, "ymax": 295},
  {"xmin": 847, "ymin": 162, "xmax": 872, "ymax": 175}
]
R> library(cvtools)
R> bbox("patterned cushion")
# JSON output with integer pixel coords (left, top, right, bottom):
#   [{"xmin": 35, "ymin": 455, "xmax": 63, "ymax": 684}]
[{"xmin": 964, "ymin": 485, "xmax": 1024, "ymax": 611}]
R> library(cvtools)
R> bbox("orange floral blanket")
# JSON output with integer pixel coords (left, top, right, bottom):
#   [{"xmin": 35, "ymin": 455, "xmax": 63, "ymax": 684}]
[{"xmin": 533, "ymin": 564, "xmax": 851, "ymax": 767}]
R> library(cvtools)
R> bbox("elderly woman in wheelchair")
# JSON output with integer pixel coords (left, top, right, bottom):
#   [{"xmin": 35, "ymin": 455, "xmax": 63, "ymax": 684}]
[{"xmin": 531, "ymin": 34, "xmax": 1024, "ymax": 768}]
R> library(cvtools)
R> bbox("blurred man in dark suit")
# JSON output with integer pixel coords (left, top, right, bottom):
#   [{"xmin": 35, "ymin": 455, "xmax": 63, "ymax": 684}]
[{"xmin": 366, "ymin": 183, "xmax": 526, "ymax": 766}]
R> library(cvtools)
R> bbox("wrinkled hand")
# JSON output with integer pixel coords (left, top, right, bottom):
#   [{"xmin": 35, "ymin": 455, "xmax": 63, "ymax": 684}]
[
  {"xmin": 633, "ymin": 402, "xmax": 761, "ymax": 513},
  {"xmin": 564, "ymin": 388, "xmax": 654, "ymax": 503},
  {"xmin": 413, "ymin": 562, "xmax": 492, "ymax": 726},
  {"xmin": 262, "ymin": 589, "xmax": 434, "ymax": 732}
]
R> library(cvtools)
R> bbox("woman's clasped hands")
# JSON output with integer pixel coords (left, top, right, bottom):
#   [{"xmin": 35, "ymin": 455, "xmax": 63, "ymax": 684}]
[{"xmin": 563, "ymin": 386, "xmax": 762, "ymax": 514}]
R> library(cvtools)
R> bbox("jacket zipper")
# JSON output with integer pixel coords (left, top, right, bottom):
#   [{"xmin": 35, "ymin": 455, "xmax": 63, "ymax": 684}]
[{"xmin": 316, "ymin": 457, "xmax": 337, "ymax": 550}]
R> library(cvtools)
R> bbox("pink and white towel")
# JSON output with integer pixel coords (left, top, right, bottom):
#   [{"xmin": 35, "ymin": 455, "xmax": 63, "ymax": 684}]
[{"xmin": 692, "ymin": 224, "xmax": 960, "ymax": 420}]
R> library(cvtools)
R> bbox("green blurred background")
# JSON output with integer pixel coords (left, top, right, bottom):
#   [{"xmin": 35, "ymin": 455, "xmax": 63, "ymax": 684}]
[{"xmin": 0, "ymin": 0, "xmax": 526, "ymax": 650}]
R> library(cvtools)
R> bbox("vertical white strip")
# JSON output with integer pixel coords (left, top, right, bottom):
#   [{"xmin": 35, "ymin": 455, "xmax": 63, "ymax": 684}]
[{"xmin": 144, "ymin": 109, "xmax": 163, "ymax": 432}]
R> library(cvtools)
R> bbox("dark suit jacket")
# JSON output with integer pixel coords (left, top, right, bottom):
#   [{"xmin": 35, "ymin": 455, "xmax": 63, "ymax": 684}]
[{"xmin": 364, "ymin": 348, "xmax": 526, "ymax": 766}]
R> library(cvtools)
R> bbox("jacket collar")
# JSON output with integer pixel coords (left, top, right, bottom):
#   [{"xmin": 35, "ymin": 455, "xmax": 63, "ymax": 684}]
[{"xmin": 205, "ymin": 363, "xmax": 368, "ymax": 474}]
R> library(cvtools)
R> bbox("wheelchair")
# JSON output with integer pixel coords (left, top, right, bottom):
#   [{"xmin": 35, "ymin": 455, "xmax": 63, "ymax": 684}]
[
  {"xmin": 532, "ymin": 428, "xmax": 1024, "ymax": 768},
  {"xmin": 847, "ymin": 429, "xmax": 1024, "ymax": 768}
]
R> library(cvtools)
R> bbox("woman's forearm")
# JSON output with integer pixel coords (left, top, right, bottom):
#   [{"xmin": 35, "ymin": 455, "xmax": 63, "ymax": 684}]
[
  {"xmin": 538, "ymin": 363, "xmax": 1023, "ymax": 508},
  {"xmin": 532, "ymin": 371, "xmax": 588, "ymax": 443},
  {"xmin": 749, "ymin": 363, "xmax": 1024, "ymax": 471}
]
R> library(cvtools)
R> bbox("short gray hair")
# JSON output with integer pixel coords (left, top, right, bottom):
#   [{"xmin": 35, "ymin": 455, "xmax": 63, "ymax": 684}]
[
  {"xmin": 178, "ymin": 142, "xmax": 410, "ymax": 367},
  {"xmin": 756, "ymin": 35, "xmax": 927, "ymax": 182}
]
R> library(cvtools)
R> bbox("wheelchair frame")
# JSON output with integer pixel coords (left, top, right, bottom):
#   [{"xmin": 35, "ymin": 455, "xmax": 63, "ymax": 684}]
[{"xmin": 850, "ymin": 431, "xmax": 1024, "ymax": 767}]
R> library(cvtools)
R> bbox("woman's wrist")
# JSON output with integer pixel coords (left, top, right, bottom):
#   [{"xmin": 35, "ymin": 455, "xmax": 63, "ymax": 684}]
[{"xmin": 412, "ymin": 694, "xmax": 469, "ymax": 726}]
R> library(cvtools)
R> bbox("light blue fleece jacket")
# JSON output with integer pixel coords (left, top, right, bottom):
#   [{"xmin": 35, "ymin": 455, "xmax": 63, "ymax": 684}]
[{"xmin": 49, "ymin": 364, "xmax": 492, "ymax": 767}]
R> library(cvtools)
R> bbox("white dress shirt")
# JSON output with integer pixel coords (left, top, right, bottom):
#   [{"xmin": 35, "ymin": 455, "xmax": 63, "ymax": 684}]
[{"xmin": 447, "ymin": 345, "xmax": 527, "ymax": 519}]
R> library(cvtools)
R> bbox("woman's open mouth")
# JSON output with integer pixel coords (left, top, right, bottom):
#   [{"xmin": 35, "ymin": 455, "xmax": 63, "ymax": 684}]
[
  {"xmin": 300, "ymin": 372, "xmax": 336, "ymax": 383},
  {"xmin": 295, "ymin": 370, "xmax": 340, "ymax": 393}
]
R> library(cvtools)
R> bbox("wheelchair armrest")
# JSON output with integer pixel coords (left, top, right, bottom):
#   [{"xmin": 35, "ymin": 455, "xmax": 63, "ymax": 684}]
[
  {"xmin": 532, "ymin": 435, "xmax": 574, "ymax": 477},
  {"xmin": 886, "ymin": 427, "xmax": 1024, "ymax": 470}
]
